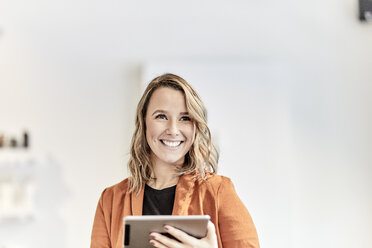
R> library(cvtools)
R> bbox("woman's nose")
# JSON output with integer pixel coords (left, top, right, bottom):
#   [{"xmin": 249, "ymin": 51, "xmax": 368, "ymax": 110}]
[{"xmin": 166, "ymin": 119, "xmax": 179, "ymax": 136}]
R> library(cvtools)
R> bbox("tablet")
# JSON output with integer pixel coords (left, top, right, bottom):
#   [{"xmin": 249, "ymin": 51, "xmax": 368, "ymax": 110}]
[{"xmin": 123, "ymin": 215, "xmax": 210, "ymax": 248}]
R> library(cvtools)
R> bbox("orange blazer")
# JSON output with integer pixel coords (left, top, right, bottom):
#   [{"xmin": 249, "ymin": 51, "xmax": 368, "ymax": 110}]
[{"xmin": 91, "ymin": 173, "xmax": 260, "ymax": 248}]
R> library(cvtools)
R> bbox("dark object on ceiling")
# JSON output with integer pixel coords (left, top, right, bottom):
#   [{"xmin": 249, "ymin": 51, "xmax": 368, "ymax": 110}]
[{"xmin": 359, "ymin": 0, "xmax": 372, "ymax": 21}]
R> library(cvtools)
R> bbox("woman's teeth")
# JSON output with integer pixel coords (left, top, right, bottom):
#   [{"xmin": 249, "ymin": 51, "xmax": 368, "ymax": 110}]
[{"xmin": 162, "ymin": 140, "xmax": 181, "ymax": 147}]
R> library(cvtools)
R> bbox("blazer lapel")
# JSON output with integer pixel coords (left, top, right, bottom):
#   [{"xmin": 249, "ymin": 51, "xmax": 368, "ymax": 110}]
[
  {"xmin": 130, "ymin": 184, "xmax": 145, "ymax": 215},
  {"xmin": 172, "ymin": 174, "xmax": 195, "ymax": 215}
]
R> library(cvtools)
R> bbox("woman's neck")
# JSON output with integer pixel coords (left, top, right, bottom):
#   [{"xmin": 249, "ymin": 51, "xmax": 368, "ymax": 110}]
[{"xmin": 148, "ymin": 160, "xmax": 181, "ymax": 190}]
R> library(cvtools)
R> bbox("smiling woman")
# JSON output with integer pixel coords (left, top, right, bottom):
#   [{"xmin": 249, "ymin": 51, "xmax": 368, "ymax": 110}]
[
  {"xmin": 90, "ymin": 73, "xmax": 260, "ymax": 248},
  {"xmin": 127, "ymin": 74, "xmax": 218, "ymax": 194}
]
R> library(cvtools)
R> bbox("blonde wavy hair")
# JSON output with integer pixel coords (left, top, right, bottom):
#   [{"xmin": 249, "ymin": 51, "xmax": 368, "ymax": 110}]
[{"xmin": 128, "ymin": 73, "xmax": 219, "ymax": 193}]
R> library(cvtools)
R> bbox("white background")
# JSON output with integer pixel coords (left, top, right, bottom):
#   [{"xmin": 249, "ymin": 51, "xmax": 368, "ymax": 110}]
[{"xmin": 0, "ymin": 1, "xmax": 371, "ymax": 248}]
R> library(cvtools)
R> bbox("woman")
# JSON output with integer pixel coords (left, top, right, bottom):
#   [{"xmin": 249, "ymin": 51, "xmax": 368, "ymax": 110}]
[{"xmin": 91, "ymin": 73, "xmax": 260, "ymax": 248}]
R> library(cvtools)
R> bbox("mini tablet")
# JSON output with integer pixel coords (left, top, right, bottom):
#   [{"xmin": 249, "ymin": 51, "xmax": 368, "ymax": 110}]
[{"xmin": 123, "ymin": 215, "xmax": 210, "ymax": 248}]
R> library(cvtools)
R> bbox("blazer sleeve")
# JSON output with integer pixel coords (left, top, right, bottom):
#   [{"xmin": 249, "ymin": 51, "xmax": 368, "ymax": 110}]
[
  {"xmin": 217, "ymin": 177, "xmax": 260, "ymax": 248},
  {"xmin": 91, "ymin": 189, "xmax": 112, "ymax": 248}
]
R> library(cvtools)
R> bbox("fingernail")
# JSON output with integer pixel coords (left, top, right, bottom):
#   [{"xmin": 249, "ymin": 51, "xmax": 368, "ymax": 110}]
[
  {"xmin": 149, "ymin": 234, "xmax": 156, "ymax": 239},
  {"xmin": 149, "ymin": 240, "xmax": 155, "ymax": 246},
  {"xmin": 164, "ymin": 225, "xmax": 169, "ymax": 231}
]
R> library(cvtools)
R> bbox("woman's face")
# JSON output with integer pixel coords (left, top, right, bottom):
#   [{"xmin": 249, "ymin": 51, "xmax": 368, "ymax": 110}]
[{"xmin": 145, "ymin": 87, "xmax": 195, "ymax": 168}]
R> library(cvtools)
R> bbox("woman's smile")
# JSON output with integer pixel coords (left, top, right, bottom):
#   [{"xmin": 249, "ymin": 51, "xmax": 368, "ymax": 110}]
[{"xmin": 161, "ymin": 139, "xmax": 183, "ymax": 148}]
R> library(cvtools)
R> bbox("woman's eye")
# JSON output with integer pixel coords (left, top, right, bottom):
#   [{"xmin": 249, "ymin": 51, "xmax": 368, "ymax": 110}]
[
  {"xmin": 155, "ymin": 114, "xmax": 167, "ymax": 120},
  {"xmin": 180, "ymin": 116, "xmax": 191, "ymax": 121}
]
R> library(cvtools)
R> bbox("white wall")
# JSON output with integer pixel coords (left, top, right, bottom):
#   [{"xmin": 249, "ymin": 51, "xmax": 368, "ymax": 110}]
[{"xmin": 0, "ymin": 1, "xmax": 371, "ymax": 248}]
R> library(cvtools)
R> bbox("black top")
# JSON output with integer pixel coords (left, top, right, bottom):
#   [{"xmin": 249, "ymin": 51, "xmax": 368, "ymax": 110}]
[{"xmin": 142, "ymin": 184, "xmax": 177, "ymax": 215}]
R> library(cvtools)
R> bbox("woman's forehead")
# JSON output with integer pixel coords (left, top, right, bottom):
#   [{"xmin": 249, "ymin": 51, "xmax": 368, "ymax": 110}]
[{"xmin": 147, "ymin": 87, "xmax": 187, "ymax": 111}]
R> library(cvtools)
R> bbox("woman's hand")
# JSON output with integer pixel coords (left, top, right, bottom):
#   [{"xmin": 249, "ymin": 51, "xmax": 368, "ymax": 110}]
[{"xmin": 149, "ymin": 221, "xmax": 218, "ymax": 248}]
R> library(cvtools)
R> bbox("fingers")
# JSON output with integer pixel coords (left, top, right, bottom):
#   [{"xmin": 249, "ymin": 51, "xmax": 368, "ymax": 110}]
[
  {"xmin": 149, "ymin": 237, "xmax": 170, "ymax": 248},
  {"xmin": 149, "ymin": 222, "xmax": 218, "ymax": 248},
  {"xmin": 206, "ymin": 221, "xmax": 217, "ymax": 239},
  {"xmin": 200, "ymin": 221, "xmax": 218, "ymax": 247},
  {"xmin": 149, "ymin": 231, "xmax": 183, "ymax": 248},
  {"xmin": 163, "ymin": 225, "xmax": 198, "ymax": 244},
  {"xmin": 149, "ymin": 225, "xmax": 197, "ymax": 248}
]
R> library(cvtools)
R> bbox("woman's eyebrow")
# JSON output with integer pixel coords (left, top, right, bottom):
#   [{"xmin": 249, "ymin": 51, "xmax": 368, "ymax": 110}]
[
  {"xmin": 151, "ymin": 110, "xmax": 167, "ymax": 116},
  {"xmin": 151, "ymin": 110, "xmax": 189, "ymax": 116}
]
